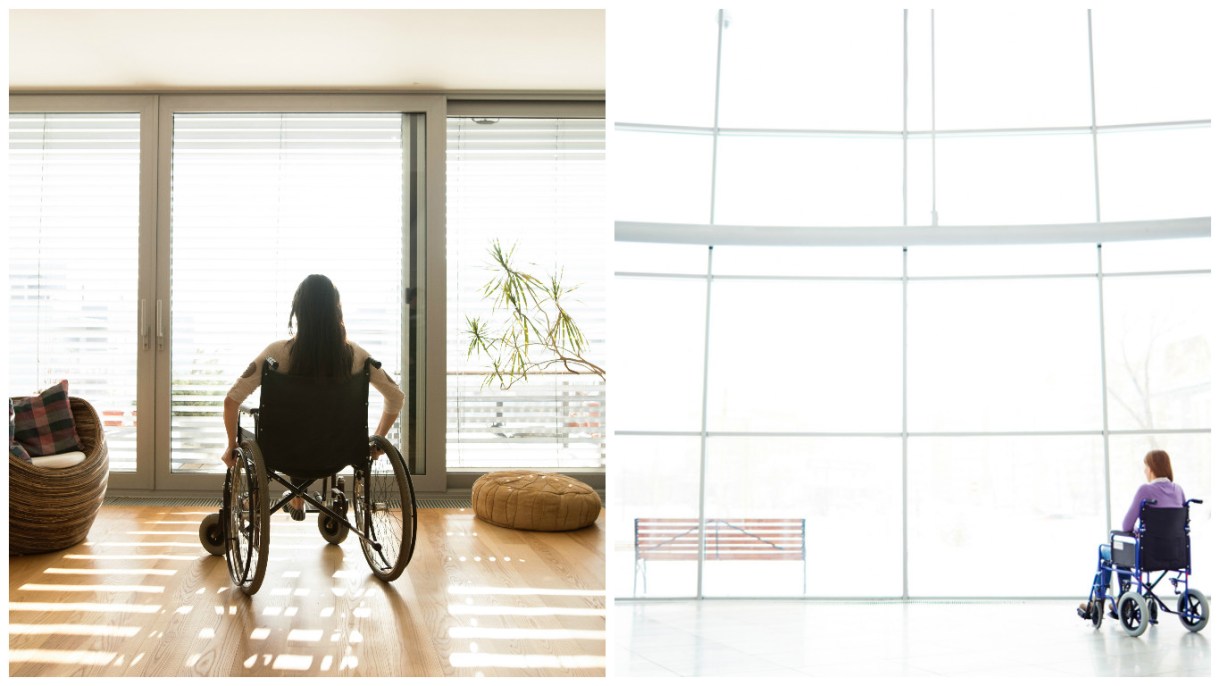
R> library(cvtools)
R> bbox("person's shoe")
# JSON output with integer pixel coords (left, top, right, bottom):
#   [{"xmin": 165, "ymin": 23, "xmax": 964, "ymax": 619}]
[
  {"xmin": 283, "ymin": 492, "xmax": 306, "ymax": 521},
  {"xmin": 1108, "ymin": 602, "xmax": 1119, "ymax": 620},
  {"xmin": 1077, "ymin": 602, "xmax": 1091, "ymax": 619}
]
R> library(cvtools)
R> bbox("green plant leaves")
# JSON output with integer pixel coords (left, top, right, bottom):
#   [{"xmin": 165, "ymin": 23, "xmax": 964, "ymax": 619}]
[{"xmin": 464, "ymin": 239, "xmax": 605, "ymax": 389}]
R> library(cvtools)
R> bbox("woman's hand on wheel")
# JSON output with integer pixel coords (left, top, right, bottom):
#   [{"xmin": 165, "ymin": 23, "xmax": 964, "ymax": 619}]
[{"xmin": 221, "ymin": 447, "xmax": 236, "ymax": 468}]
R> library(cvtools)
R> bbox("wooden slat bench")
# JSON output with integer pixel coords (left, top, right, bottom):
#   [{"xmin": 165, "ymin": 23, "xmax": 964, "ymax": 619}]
[{"xmin": 633, "ymin": 518, "xmax": 807, "ymax": 595}]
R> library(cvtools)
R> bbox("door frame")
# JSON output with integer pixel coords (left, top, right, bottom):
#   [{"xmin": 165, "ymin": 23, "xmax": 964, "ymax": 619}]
[{"xmin": 153, "ymin": 94, "xmax": 446, "ymax": 494}]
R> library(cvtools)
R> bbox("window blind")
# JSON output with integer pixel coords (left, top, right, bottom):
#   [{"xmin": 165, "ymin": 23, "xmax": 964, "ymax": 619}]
[
  {"xmin": 8, "ymin": 113, "xmax": 141, "ymax": 471},
  {"xmin": 446, "ymin": 117, "xmax": 607, "ymax": 469},
  {"xmin": 169, "ymin": 113, "xmax": 404, "ymax": 473}
]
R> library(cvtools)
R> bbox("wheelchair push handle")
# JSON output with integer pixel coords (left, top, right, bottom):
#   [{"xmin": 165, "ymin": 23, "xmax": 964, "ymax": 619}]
[{"xmin": 1187, "ymin": 498, "xmax": 1203, "ymax": 505}]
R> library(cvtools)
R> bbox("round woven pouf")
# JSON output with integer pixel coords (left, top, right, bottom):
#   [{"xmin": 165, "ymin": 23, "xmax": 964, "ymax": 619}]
[{"xmin": 471, "ymin": 470, "xmax": 601, "ymax": 532}]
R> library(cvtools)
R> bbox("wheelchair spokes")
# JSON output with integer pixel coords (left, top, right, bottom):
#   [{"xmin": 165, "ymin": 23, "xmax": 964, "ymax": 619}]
[
  {"xmin": 224, "ymin": 442, "xmax": 270, "ymax": 595},
  {"xmin": 1177, "ymin": 589, "xmax": 1210, "ymax": 632},
  {"xmin": 1117, "ymin": 590, "xmax": 1150, "ymax": 637},
  {"xmin": 354, "ymin": 437, "xmax": 417, "ymax": 581}
]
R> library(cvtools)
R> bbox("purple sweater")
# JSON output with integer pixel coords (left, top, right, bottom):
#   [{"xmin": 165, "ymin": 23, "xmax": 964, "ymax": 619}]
[{"xmin": 1121, "ymin": 479, "xmax": 1186, "ymax": 533}]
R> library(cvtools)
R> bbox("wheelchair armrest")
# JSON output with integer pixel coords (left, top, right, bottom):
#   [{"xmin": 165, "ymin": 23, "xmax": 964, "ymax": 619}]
[{"xmin": 239, "ymin": 404, "xmax": 259, "ymax": 419}]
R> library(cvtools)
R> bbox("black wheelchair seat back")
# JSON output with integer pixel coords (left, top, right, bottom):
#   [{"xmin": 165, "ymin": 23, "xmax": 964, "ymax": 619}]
[
  {"xmin": 255, "ymin": 357, "xmax": 374, "ymax": 479},
  {"xmin": 1138, "ymin": 506, "xmax": 1191, "ymax": 572}
]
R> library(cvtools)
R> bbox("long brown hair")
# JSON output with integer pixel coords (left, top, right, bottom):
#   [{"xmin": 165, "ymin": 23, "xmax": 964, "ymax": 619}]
[
  {"xmin": 1144, "ymin": 450, "xmax": 1174, "ymax": 482},
  {"xmin": 287, "ymin": 274, "xmax": 353, "ymax": 378}
]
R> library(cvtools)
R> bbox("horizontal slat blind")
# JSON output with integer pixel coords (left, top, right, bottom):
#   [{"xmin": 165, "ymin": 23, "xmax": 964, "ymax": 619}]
[
  {"xmin": 8, "ymin": 113, "xmax": 141, "ymax": 471},
  {"xmin": 170, "ymin": 113, "xmax": 404, "ymax": 472},
  {"xmin": 446, "ymin": 117, "xmax": 607, "ymax": 469}
]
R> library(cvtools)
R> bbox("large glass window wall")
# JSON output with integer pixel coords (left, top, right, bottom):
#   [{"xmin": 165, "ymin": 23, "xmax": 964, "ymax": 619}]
[{"xmin": 611, "ymin": 7, "xmax": 1211, "ymax": 599}]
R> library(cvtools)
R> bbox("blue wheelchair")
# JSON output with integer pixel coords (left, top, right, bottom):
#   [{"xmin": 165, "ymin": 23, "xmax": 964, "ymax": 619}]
[{"xmin": 1082, "ymin": 498, "xmax": 1208, "ymax": 637}]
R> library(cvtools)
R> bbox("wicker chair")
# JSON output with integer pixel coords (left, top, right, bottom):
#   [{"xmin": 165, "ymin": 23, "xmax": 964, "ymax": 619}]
[{"xmin": 9, "ymin": 396, "xmax": 110, "ymax": 555}]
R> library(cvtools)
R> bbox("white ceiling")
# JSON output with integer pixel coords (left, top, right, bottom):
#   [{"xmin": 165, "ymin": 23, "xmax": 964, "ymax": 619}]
[{"xmin": 9, "ymin": 9, "xmax": 605, "ymax": 93}]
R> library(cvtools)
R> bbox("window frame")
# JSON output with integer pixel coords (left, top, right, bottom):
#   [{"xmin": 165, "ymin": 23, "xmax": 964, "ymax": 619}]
[
  {"xmin": 11, "ymin": 93, "xmax": 606, "ymax": 496},
  {"xmin": 9, "ymin": 94, "xmax": 160, "ymax": 491},
  {"xmin": 443, "ymin": 98, "xmax": 606, "ymax": 493}
]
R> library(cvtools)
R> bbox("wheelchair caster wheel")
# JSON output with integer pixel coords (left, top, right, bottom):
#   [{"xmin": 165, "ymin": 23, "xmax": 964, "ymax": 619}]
[
  {"xmin": 1090, "ymin": 600, "xmax": 1104, "ymax": 629},
  {"xmin": 1177, "ymin": 589, "xmax": 1209, "ymax": 632},
  {"xmin": 1118, "ymin": 590, "xmax": 1150, "ymax": 637},
  {"xmin": 318, "ymin": 513, "xmax": 349, "ymax": 544},
  {"xmin": 199, "ymin": 512, "xmax": 225, "ymax": 556}
]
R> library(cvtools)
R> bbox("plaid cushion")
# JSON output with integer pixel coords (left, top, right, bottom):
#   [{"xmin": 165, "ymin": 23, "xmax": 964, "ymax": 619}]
[
  {"xmin": 9, "ymin": 398, "xmax": 33, "ymax": 463},
  {"xmin": 12, "ymin": 380, "xmax": 83, "ymax": 458}
]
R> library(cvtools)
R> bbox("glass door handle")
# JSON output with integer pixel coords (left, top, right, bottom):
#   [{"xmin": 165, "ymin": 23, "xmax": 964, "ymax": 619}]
[
  {"xmin": 141, "ymin": 299, "xmax": 151, "ymax": 350},
  {"xmin": 156, "ymin": 299, "xmax": 165, "ymax": 351}
]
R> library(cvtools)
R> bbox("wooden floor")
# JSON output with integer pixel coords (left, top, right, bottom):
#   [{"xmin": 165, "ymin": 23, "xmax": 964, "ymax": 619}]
[{"xmin": 9, "ymin": 503, "xmax": 605, "ymax": 677}]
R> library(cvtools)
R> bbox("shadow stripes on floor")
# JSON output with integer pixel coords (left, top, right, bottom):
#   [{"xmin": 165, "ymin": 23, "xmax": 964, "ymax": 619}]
[{"xmin": 104, "ymin": 495, "xmax": 471, "ymax": 508}]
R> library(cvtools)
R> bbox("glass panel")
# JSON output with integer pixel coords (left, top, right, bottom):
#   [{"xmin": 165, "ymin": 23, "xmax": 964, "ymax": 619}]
[
  {"xmin": 611, "ymin": 6, "xmax": 720, "ymax": 127},
  {"xmin": 612, "ymin": 435, "xmax": 702, "ymax": 598},
  {"xmin": 1096, "ymin": 126, "xmax": 1210, "ymax": 222},
  {"xmin": 934, "ymin": 132, "xmax": 1095, "ymax": 225},
  {"xmin": 714, "ymin": 245, "xmax": 903, "ymax": 278},
  {"xmin": 933, "ymin": 9, "xmax": 1091, "ymax": 129},
  {"xmin": 1103, "ymin": 274, "xmax": 1209, "ymax": 432},
  {"xmin": 447, "ymin": 118, "xmax": 607, "ymax": 470},
  {"xmin": 1091, "ymin": 8, "xmax": 1210, "ymax": 125},
  {"xmin": 703, "ymin": 437, "xmax": 903, "ymax": 597},
  {"xmin": 908, "ymin": 278, "xmax": 1102, "ymax": 432},
  {"xmin": 905, "ymin": 136, "xmax": 935, "ymax": 225},
  {"xmin": 614, "ymin": 276, "xmax": 706, "ymax": 433},
  {"xmin": 1106, "ymin": 433, "xmax": 1211, "ymax": 581},
  {"xmin": 8, "ymin": 112, "xmax": 140, "ymax": 472},
  {"xmin": 908, "ymin": 435, "xmax": 1106, "ymax": 596},
  {"xmin": 907, "ymin": 244, "xmax": 1098, "ymax": 278},
  {"xmin": 615, "ymin": 242, "xmax": 709, "ymax": 276},
  {"xmin": 707, "ymin": 279, "xmax": 902, "ymax": 433},
  {"xmin": 615, "ymin": 129, "xmax": 713, "ymax": 224},
  {"xmin": 718, "ymin": 7, "xmax": 903, "ymax": 131},
  {"xmin": 715, "ymin": 134, "xmax": 903, "ymax": 227},
  {"xmin": 1101, "ymin": 237, "xmax": 1211, "ymax": 274},
  {"xmin": 170, "ymin": 113, "xmax": 404, "ymax": 474}
]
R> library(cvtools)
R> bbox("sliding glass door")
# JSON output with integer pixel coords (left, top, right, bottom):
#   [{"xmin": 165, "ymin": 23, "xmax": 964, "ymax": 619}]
[
  {"xmin": 10, "ymin": 94, "xmax": 444, "ymax": 494},
  {"xmin": 8, "ymin": 97, "xmax": 158, "ymax": 490},
  {"xmin": 156, "ymin": 95, "xmax": 440, "ymax": 492}
]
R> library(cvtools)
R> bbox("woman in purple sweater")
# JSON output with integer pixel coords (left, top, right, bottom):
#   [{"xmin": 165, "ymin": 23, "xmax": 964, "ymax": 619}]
[{"xmin": 1079, "ymin": 450, "xmax": 1187, "ymax": 616}]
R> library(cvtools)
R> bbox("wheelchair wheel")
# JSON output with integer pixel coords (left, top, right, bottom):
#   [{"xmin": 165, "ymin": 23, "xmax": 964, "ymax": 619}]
[
  {"xmin": 1118, "ymin": 590, "xmax": 1150, "ymax": 637},
  {"xmin": 1177, "ymin": 589, "xmax": 1209, "ymax": 632},
  {"xmin": 199, "ymin": 512, "xmax": 225, "ymax": 556},
  {"xmin": 318, "ymin": 481, "xmax": 350, "ymax": 545},
  {"xmin": 226, "ymin": 440, "xmax": 270, "ymax": 595},
  {"xmin": 1090, "ymin": 599, "xmax": 1105, "ymax": 630},
  {"xmin": 354, "ymin": 436, "xmax": 417, "ymax": 581}
]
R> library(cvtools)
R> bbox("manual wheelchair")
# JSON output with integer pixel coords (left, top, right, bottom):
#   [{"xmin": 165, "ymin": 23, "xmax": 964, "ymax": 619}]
[
  {"xmin": 198, "ymin": 357, "xmax": 417, "ymax": 595},
  {"xmin": 1082, "ymin": 498, "xmax": 1208, "ymax": 637}
]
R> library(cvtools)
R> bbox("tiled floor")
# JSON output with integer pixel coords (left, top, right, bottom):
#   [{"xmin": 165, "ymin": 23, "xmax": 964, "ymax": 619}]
[{"xmin": 614, "ymin": 599, "xmax": 1211, "ymax": 677}]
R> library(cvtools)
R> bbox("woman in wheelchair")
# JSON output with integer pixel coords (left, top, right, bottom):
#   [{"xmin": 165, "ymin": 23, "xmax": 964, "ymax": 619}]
[
  {"xmin": 202, "ymin": 273, "xmax": 416, "ymax": 595},
  {"xmin": 1078, "ymin": 449, "xmax": 1208, "ymax": 636},
  {"xmin": 219, "ymin": 274, "xmax": 404, "ymax": 518}
]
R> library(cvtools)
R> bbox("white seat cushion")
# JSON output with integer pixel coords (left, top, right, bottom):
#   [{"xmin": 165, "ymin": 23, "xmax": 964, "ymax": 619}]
[{"xmin": 29, "ymin": 450, "xmax": 87, "ymax": 469}]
